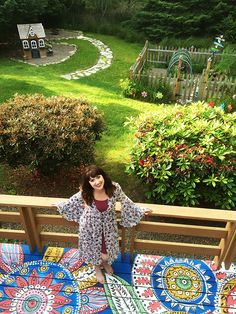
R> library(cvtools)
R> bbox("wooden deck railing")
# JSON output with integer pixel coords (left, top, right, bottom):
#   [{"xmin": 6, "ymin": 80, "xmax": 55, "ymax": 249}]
[{"xmin": 1, "ymin": 194, "xmax": 236, "ymax": 269}]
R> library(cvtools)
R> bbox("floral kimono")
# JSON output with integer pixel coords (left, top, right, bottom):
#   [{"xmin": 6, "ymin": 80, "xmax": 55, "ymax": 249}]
[{"xmin": 56, "ymin": 182, "xmax": 145, "ymax": 265}]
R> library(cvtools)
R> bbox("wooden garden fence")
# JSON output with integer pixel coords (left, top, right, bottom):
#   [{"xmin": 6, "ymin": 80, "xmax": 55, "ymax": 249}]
[
  {"xmin": 130, "ymin": 41, "xmax": 236, "ymax": 103},
  {"xmin": 1, "ymin": 194, "xmax": 236, "ymax": 269}
]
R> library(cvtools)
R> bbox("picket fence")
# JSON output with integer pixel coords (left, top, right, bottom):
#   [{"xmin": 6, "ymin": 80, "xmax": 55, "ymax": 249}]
[{"xmin": 130, "ymin": 41, "xmax": 236, "ymax": 103}]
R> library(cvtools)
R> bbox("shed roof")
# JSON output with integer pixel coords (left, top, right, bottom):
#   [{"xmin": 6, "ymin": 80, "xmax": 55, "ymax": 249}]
[{"xmin": 17, "ymin": 23, "xmax": 46, "ymax": 40}]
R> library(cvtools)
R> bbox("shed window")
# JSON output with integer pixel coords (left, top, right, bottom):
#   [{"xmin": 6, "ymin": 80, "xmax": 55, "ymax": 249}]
[
  {"xmin": 22, "ymin": 40, "xmax": 29, "ymax": 49},
  {"xmin": 38, "ymin": 39, "xmax": 45, "ymax": 48},
  {"xmin": 31, "ymin": 40, "xmax": 37, "ymax": 49}
]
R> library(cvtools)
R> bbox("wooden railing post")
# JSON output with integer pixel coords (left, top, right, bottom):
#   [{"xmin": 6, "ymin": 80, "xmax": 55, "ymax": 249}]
[
  {"xmin": 19, "ymin": 207, "xmax": 37, "ymax": 252},
  {"xmin": 121, "ymin": 227, "xmax": 126, "ymax": 260},
  {"xmin": 217, "ymin": 222, "xmax": 236, "ymax": 269},
  {"xmin": 224, "ymin": 230, "xmax": 236, "ymax": 269},
  {"xmin": 130, "ymin": 226, "xmax": 136, "ymax": 262},
  {"xmin": 27, "ymin": 207, "xmax": 43, "ymax": 252}
]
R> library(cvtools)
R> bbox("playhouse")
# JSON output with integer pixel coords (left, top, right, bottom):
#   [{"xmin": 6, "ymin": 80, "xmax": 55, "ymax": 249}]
[{"xmin": 17, "ymin": 23, "xmax": 47, "ymax": 60}]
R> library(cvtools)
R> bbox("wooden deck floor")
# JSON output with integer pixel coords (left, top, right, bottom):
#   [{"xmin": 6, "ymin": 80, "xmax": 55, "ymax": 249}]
[{"xmin": 0, "ymin": 243, "xmax": 235, "ymax": 313}]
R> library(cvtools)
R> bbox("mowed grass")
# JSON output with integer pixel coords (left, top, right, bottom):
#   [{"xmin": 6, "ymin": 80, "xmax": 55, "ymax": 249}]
[{"xmin": 0, "ymin": 33, "xmax": 162, "ymax": 200}]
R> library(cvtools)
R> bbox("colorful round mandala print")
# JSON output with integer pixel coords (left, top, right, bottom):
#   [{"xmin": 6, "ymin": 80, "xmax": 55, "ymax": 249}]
[
  {"xmin": 0, "ymin": 260, "xmax": 80, "ymax": 314},
  {"xmin": 152, "ymin": 257, "xmax": 217, "ymax": 313}
]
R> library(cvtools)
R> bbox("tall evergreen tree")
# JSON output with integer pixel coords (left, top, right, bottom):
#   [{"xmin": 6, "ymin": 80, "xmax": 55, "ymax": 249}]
[{"xmin": 132, "ymin": 0, "xmax": 235, "ymax": 42}]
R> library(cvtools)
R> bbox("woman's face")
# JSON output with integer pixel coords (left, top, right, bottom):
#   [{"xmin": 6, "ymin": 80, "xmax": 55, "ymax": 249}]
[{"xmin": 89, "ymin": 174, "xmax": 105, "ymax": 191}]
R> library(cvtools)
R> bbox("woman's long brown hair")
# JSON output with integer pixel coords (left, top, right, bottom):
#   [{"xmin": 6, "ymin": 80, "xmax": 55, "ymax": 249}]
[{"xmin": 81, "ymin": 165, "xmax": 116, "ymax": 206}]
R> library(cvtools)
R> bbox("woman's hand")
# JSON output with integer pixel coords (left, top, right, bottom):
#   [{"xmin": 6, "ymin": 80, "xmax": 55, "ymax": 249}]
[
  {"xmin": 51, "ymin": 202, "xmax": 60, "ymax": 207},
  {"xmin": 144, "ymin": 208, "xmax": 153, "ymax": 215}
]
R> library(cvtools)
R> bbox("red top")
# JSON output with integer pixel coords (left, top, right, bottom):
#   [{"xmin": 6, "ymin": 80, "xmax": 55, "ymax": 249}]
[{"xmin": 94, "ymin": 199, "xmax": 108, "ymax": 254}]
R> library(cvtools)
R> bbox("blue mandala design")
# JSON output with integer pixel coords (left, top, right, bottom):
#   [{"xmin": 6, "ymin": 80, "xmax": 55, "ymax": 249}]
[
  {"xmin": 152, "ymin": 257, "xmax": 217, "ymax": 313},
  {"xmin": 0, "ymin": 260, "xmax": 81, "ymax": 314}
]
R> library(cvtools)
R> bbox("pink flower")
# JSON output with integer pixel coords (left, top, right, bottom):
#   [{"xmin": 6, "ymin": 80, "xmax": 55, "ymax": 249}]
[
  {"xmin": 206, "ymin": 157, "xmax": 214, "ymax": 164},
  {"xmin": 228, "ymin": 104, "xmax": 233, "ymax": 111},
  {"xmin": 141, "ymin": 91, "xmax": 148, "ymax": 98},
  {"xmin": 138, "ymin": 159, "xmax": 144, "ymax": 166}
]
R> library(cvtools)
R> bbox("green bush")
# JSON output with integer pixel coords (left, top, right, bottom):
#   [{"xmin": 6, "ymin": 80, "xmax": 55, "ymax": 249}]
[
  {"xmin": 126, "ymin": 102, "xmax": 236, "ymax": 209},
  {"xmin": 120, "ymin": 77, "xmax": 172, "ymax": 104},
  {"xmin": 214, "ymin": 45, "xmax": 236, "ymax": 78},
  {"xmin": 207, "ymin": 95, "xmax": 236, "ymax": 113},
  {"xmin": 0, "ymin": 94, "xmax": 104, "ymax": 175}
]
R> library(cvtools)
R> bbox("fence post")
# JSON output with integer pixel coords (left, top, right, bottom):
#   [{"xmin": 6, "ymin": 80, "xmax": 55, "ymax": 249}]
[
  {"xmin": 129, "ymin": 66, "xmax": 134, "ymax": 80},
  {"xmin": 199, "ymin": 57, "xmax": 212, "ymax": 100},
  {"xmin": 173, "ymin": 56, "xmax": 183, "ymax": 101}
]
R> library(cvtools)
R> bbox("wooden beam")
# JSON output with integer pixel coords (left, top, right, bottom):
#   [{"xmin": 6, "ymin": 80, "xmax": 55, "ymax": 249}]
[
  {"xmin": 40, "ymin": 232, "xmax": 78, "ymax": 243},
  {"xmin": 217, "ymin": 222, "xmax": 236, "ymax": 267},
  {"xmin": 27, "ymin": 207, "xmax": 43, "ymax": 253},
  {"xmin": 117, "ymin": 202, "xmax": 236, "ymax": 222},
  {"xmin": 40, "ymin": 232, "xmax": 122, "ymax": 248},
  {"xmin": 19, "ymin": 207, "xmax": 36, "ymax": 252},
  {"xmin": 121, "ymin": 227, "xmax": 126, "ymax": 259},
  {"xmin": 0, "ymin": 229, "xmax": 26, "ymax": 240},
  {"xmin": 136, "ymin": 221, "xmax": 227, "ymax": 238},
  {"xmin": 134, "ymin": 239, "xmax": 220, "ymax": 256},
  {"xmin": 36, "ymin": 214, "xmax": 78, "ymax": 226},
  {"xmin": 219, "ymin": 223, "xmax": 236, "ymax": 269},
  {"xmin": 2, "ymin": 194, "xmax": 236, "ymax": 222},
  {"xmin": 36, "ymin": 214, "xmax": 122, "ymax": 228},
  {"xmin": 0, "ymin": 211, "xmax": 21, "ymax": 223},
  {"xmin": 0, "ymin": 194, "xmax": 67, "ymax": 208}
]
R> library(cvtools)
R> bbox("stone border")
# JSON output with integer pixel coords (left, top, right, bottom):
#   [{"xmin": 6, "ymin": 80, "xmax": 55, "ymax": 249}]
[
  {"xmin": 61, "ymin": 35, "xmax": 113, "ymax": 80},
  {"xmin": 15, "ymin": 43, "xmax": 77, "ymax": 67},
  {"xmin": 12, "ymin": 31, "xmax": 113, "ymax": 80}
]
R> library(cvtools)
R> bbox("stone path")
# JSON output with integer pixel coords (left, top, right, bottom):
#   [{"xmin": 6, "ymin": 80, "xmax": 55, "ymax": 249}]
[
  {"xmin": 17, "ymin": 30, "xmax": 113, "ymax": 80},
  {"xmin": 61, "ymin": 35, "xmax": 113, "ymax": 80}
]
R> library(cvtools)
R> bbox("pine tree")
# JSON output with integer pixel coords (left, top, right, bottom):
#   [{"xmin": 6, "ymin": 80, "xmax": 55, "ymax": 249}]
[{"xmin": 132, "ymin": 0, "xmax": 235, "ymax": 42}]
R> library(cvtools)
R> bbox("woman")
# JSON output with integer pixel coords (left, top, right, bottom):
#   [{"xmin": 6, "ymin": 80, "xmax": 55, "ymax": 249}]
[{"xmin": 56, "ymin": 165, "xmax": 152, "ymax": 284}]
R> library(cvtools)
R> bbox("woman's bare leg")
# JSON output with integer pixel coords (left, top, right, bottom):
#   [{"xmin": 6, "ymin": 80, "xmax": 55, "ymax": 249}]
[
  {"xmin": 95, "ymin": 265, "xmax": 105, "ymax": 284},
  {"xmin": 101, "ymin": 253, "xmax": 113, "ymax": 275}
]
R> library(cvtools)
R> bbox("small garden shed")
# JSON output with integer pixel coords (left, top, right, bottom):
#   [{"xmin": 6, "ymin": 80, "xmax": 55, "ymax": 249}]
[{"xmin": 17, "ymin": 23, "xmax": 47, "ymax": 60}]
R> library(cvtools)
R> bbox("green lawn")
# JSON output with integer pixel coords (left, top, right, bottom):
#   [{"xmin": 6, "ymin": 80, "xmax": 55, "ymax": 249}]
[{"xmin": 0, "ymin": 33, "xmax": 162, "ymax": 200}]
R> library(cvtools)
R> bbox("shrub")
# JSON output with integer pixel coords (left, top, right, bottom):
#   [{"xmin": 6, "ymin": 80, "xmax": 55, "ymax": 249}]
[
  {"xmin": 0, "ymin": 94, "xmax": 104, "ymax": 175},
  {"xmin": 120, "ymin": 77, "xmax": 172, "ymax": 104},
  {"xmin": 214, "ymin": 45, "xmax": 236, "ymax": 78},
  {"xmin": 126, "ymin": 102, "xmax": 236, "ymax": 209},
  {"xmin": 207, "ymin": 95, "xmax": 236, "ymax": 113}
]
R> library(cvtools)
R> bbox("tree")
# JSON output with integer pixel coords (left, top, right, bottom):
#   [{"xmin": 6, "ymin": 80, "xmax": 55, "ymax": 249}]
[
  {"xmin": 83, "ymin": 0, "xmax": 118, "ymax": 18},
  {"xmin": 0, "ymin": 0, "xmax": 76, "ymax": 41},
  {"xmin": 131, "ymin": 0, "xmax": 235, "ymax": 42},
  {"xmin": 0, "ymin": 0, "xmax": 48, "ymax": 41}
]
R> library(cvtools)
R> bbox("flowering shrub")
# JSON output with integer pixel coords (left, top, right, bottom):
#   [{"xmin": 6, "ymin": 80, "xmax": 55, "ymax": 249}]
[
  {"xmin": 0, "ymin": 94, "xmax": 104, "ymax": 175},
  {"xmin": 207, "ymin": 94, "xmax": 236, "ymax": 113},
  {"xmin": 119, "ymin": 77, "xmax": 172, "ymax": 104},
  {"xmin": 126, "ymin": 102, "xmax": 236, "ymax": 209}
]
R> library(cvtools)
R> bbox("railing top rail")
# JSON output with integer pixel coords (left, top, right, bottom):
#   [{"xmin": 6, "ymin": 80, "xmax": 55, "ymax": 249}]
[
  {"xmin": 0, "ymin": 194, "xmax": 67, "ymax": 208},
  {"xmin": 1, "ymin": 194, "xmax": 236, "ymax": 222}
]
